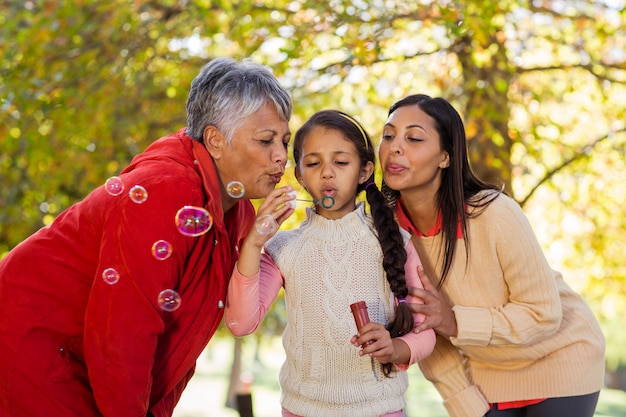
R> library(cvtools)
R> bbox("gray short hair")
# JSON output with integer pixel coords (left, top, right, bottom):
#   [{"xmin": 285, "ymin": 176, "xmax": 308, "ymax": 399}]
[{"xmin": 186, "ymin": 57, "xmax": 292, "ymax": 142}]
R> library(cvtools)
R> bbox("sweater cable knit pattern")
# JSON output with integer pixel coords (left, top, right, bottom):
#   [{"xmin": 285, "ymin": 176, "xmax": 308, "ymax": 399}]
[{"xmin": 265, "ymin": 203, "xmax": 407, "ymax": 417}]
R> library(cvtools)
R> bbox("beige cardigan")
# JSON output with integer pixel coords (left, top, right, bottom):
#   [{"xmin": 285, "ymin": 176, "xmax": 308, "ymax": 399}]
[{"xmin": 405, "ymin": 193, "xmax": 605, "ymax": 417}]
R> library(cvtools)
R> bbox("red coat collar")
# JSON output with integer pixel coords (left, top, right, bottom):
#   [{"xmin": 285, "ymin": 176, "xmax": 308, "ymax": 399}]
[
  {"xmin": 190, "ymin": 136, "xmax": 226, "ymax": 230},
  {"xmin": 186, "ymin": 130, "xmax": 254, "ymax": 239}
]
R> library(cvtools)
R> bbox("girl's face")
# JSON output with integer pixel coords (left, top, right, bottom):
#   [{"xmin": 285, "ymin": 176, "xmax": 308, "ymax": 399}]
[
  {"xmin": 378, "ymin": 105, "xmax": 449, "ymax": 198},
  {"xmin": 296, "ymin": 126, "xmax": 373, "ymax": 220}
]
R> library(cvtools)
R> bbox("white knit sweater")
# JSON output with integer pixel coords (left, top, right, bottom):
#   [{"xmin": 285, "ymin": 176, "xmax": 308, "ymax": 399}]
[{"xmin": 265, "ymin": 203, "xmax": 407, "ymax": 417}]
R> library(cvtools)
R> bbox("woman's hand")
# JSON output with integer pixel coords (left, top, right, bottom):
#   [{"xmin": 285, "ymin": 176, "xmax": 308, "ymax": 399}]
[
  {"xmin": 407, "ymin": 266, "xmax": 458, "ymax": 338},
  {"xmin": 237, "ymin": 186, "xmax": 295, "ymax": 277},
  {"xmin": 351, "ymin": 322, "xmax": 409, "ymax": 364},
  {"xmin": 243, "ymin": 185, "xmax": 295, "ymax": 249}
]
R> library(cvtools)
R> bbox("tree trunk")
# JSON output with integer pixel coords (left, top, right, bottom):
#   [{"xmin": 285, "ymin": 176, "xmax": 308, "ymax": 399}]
[
  {"xmin": 225, "ymin": 336, "xmax": 243, "ymax": 409},
  {"xmin": 454, "ymin": 30, "xmax": 514, "ymax": 195},
  {"xmin": 605, "ymin": 366, "xmax": 626, "ymax": 391}
]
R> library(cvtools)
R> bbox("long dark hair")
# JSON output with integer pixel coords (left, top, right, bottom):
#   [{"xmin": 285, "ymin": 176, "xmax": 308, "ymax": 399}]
[
  {"xmin": 294, "ymin": 110, "xmax": 413, "ymax": 376},
  {"xmin": 381, "ymin": 94, "xmax": 502, "ymax": 287}
]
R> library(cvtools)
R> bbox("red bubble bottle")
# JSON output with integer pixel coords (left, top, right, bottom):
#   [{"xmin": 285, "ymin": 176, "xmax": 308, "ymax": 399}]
[{"xmin": 350, "ymin": 301, "xmax": 374, "ymax": 347}]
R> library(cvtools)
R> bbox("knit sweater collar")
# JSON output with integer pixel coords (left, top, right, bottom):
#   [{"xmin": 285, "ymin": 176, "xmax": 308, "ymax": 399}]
[{"xmin": 299, "ymin": 202, "xmax": 372, "ymax": 240}]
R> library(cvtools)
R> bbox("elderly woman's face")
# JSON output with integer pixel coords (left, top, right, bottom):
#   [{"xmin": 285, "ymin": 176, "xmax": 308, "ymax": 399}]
[{"xmin": 213, "ymin": 102, "xmax": 291, "ymax": 200}]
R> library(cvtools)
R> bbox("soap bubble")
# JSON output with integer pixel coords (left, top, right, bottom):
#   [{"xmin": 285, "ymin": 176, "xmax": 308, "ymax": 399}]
[
  {"xmin": 175, "ymin": 206, "xmax": 213, "ymax": 237},
  {"xmin": 255, "ymin": 213, "xmax": 278, "ymax": 235},
  {"xmin": 102, "ymin": 267, "xmax": 120, "ymax": 285},
  {"xmin": 104, "ymin": 177, "xmax": 125, "ymax": 196},
  {"xmin": 129, "ymin": 185, "xmax": 148, "ymax": 204},
  {"xmin": 227, "ymin": 181, "xmax": 245, "ymax": 198},
  {"xmin": 158, "ymin": 289, "xmax": 181, "ymax": 312},
  {"xmin": 151, "ymin": 240, "xmax": 173, "ymax": 260}
]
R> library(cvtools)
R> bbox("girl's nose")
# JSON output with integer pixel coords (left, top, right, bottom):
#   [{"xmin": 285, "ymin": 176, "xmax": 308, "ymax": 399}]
[{"xmin": 321, "ymin": 163, "xmax": 335, "ymax": 179}]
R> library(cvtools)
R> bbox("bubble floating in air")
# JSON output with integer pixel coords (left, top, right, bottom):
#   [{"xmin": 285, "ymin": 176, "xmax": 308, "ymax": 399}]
[
  {"xmin": 226, "ymin": 181, "xmax": 245, "ymax": 198},
  {"xmin": 102, "ymin": 267, "xmax": 120, "ymax": 285},
  {"xmin": 104, "ymin": 176, "xmax": 125, "ymax": 196},
  {"xmin": 255, "ymin": 213, "xmax": 278, "ymax": 235},
  {"xmin": 129, "ymin": 185, "xmax": 148, "ymax": 204},
  {"xmin": 151, "ymin": 240, "xmax": 173, "ymax": 261},
  {"xmin": 175, "ymin": 206, "xmax": 213, "ymax": 237},
  {"xmin": 158, "ymin": 289, "xmax": 181, "ymax": 312}
]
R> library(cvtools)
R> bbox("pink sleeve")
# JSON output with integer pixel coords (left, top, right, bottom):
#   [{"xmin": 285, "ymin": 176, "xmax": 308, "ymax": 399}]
[
  {"xmin": 396, "ymin": 240, "xmax": 436, "ymax": 369},
  {"xmin": 224, "ymin": 252, "xmax": 284, "ymax": 336}
]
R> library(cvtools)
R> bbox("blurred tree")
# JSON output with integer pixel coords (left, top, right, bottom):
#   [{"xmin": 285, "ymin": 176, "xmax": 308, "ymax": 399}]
[{"xmin": 1, "ymin": 0, "xmax": 625, "ymax": 399}]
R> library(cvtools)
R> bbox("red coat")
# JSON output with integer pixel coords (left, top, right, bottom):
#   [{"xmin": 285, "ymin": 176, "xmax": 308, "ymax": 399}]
[{"xmin": 0, "ymin": 129, "xmax": 255, "ymax": 417}]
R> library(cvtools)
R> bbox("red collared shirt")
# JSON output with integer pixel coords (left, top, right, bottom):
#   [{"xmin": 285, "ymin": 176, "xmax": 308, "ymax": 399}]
[
  {"xmin": 394, "ymin": 197, "xmax": 463, "ymax": 238},
  {"xmin": 490, "ymin": 399, "xmax": 547, "ymax": 410}
]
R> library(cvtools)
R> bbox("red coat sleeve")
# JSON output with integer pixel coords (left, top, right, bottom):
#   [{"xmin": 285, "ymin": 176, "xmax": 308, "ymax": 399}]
[{"xmin": 84, "ymin": 175, "xmax": 203, "ymax": 417}]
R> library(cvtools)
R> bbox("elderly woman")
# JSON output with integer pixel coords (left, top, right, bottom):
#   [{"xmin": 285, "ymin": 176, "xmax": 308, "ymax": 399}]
[{"xmin": 0, "ymin": 57, "xmax": 292, "ymax": 417}]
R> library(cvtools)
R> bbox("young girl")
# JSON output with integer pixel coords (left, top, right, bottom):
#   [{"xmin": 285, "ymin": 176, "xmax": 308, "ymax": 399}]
[{"xmin": 225, "ymin": 110, "xmax": 436, "ymax": 417}]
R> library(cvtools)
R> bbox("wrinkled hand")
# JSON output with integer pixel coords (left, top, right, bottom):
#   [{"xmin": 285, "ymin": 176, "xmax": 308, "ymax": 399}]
[
  {"xmin": 350, "ymin": 322, "xmax": 398, "ymax": 364},
  {"xmin": 236, "ymin": 186, "xmax": 295, "ymax": 278},
  {"xmin": 243, "ymin": 186, "xmax": 295, "ymax": 249},
  {"xmin": 407, "ymin": 266, "xmax": 458, "ymax": 338}
]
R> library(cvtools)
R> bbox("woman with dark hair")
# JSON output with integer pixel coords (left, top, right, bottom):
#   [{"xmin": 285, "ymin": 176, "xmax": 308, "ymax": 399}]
[
  {"xmin": 379, "ymin": 94, "xmax": 605, "ymax": 417},
  {"xmin": 226, "ymin": 109, "xmax": 436, "ymax": 416}
]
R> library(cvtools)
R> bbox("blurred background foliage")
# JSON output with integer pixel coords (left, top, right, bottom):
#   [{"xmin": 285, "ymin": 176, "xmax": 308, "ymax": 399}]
[{"xmin": 1, "ymin": 0, "xmax": 625, "ymax": 391}]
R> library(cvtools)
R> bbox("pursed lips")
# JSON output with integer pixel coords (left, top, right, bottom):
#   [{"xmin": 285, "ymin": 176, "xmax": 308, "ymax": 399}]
[
  {"xmin": 384, "ymin": 162, "xmax": 406, "ymax": 174},
  {"xmin": 269, "ymin": 172, "xmax": 283, "ymax": 184},
  {"xmin": 321, "ymin": 184, "xmax": 337, "ymax": 196}
]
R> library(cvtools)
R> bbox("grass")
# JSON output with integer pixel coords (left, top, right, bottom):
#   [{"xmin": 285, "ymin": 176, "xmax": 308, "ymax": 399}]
[{"xmin": 173, "ymin": 337, "xmax": 626, "ymax": 417}]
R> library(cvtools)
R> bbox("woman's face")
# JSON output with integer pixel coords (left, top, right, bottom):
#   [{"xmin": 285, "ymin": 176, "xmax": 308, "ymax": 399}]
[
  {"xmin": 208, "ymin": 102, "xmax": 291, "ymax": 201},
  {"xmin": 378, "ymin": 105, "xmax": 449, "ymax": 197}
]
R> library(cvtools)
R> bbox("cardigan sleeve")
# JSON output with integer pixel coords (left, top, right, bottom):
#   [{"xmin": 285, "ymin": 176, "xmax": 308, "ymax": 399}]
[
  {"xmin": 225, "ymin": 252, "xmax": 284, "ymax": 336},
  {"xmin": 450, "ymin": 196, "xmax": 562, "ymax": 348},
  {"xmin": 418, "ymin": 335, "xmax": 489, "ymax": 417},
  {"xmin": 395, "ymin": 240, "xmax": 436, "ymax": 370}
]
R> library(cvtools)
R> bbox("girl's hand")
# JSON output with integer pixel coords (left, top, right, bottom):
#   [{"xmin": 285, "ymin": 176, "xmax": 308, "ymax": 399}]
[
  {"xmin": 407, "ymin": 266, "xmax": 458, "ymax": 338},
  {"xmin": 351, "ymin": 322, "xmax": 398, "ymax": 364}
]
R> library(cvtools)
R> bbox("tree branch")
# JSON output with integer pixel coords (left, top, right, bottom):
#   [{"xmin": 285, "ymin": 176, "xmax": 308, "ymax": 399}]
[
  {"xmin": 518, "ymin": 127, "xmax": 626, "ymax": 207},
  {"xmin": 517, "ymin": 63, "xmax": 626, "ymax": 84}
]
